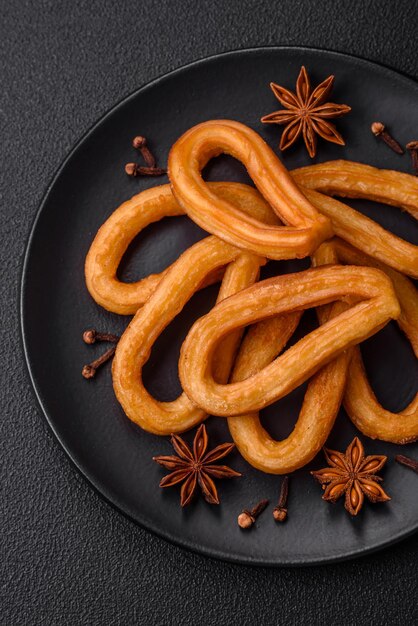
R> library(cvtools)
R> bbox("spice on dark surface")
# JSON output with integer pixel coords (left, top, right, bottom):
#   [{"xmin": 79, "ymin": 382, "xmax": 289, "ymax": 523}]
[
  {"xmin": 273, "ymin": 476, "xmax": 289, "ymax": 522},
  {"xmin": 126, "ymin": 134, "xmax": 166, "ymax": 176},
  {"xmin": 371, "ymin": 122, "xmax": 404, "ymax": 154},
  {"xmin": 133, "ymin": 135, "xmax": 156, "ymax": 168},
  {"xmin": 395, "ymin": 454, "xmax": 418, "ymax": 473},
  {"xmin": 125, "ymin": 163, "xmax": 167, "ymax": 177},
  {"xmin": 406, "ymin": 141, "xmax": 418, "ymax": 175},
  {"xmin": 261, "ymin": 66, "xmax": 351, "ymax": 158},
  {"xmin": 238, "ymin": 499, "xmax": 269, "ymax": 529},
  {"xmin": 83, "ymin": 328, "xmax": 120, "ymax": 345},
  {"xmin": 82, "ymin": 346, "xmax": 117, "ymax": 379},
  {"xmin": 311, "ymin": 437, "xmax": 390, "ymax": 516},
  {"xmin": 153, "ymin": 424, "xmax": 241, "ymax": 507}
]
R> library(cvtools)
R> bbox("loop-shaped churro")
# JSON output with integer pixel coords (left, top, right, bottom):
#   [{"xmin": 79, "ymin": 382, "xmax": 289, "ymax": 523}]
[
  {"xmin": 168, "ymin": 120, "xmax": 332, "ymax": 259},
  {"xmin": 112, "ymin": 236, "xmax": 264, "ymax": 435},
  {"xmin": 85, "ymin": 182, "xmax": 277, "ymax": 314},
  {"xmin": 227, "ymin": 303, "xmax": 351, "ymax": 474},
  {"xmin": 179, "ymin": 265, "xmax": 400, "ymax": 416},
  {"xmin": 320, "ymin": 239, "xmax": 418, "ymax": 444},
  {"xmin": 292, "ymin": 160, "xmax": 418, "ymax": 277},
  {"xmin": 345, "ymin": 350, "xmax": 418, "ymax": 444}
]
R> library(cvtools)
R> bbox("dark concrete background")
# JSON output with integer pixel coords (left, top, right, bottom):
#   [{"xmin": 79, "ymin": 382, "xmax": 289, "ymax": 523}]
[{"xmin": 2, "ymin": 1, "xmax": 418, "ymax": 624}]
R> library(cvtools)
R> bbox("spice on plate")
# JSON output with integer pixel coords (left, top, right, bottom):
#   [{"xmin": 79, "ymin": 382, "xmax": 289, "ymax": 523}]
[
  {"xmin": 132, "ymin": 135, "xmax": 157, "ymax": 168},
  {"xmin": 125, "ymin": 134, "xmax": 167, "ymax": 177},
  {"xmin": 82, "ymin": 327, "xmax": 120, "ymax": 379},
  {"xmin": 238, "ymin": 499, "xmax": 269, "ymax": 529},
  {"xmin": 273, "ymin": 475, "xmax": 289, "ymax": 522},
  {"xmin": 83, "ymin": 328, "xmax": 120, "ymax": 345},
  {"xmin": 406, "ymin": 141, "xmax": 418, "ymax": 175},
  {"xmin": 125, "ymin": 163, "xmax": 166, "ymax": 177},
  {"xmin": 82, "ymin": 346, "xmax": 117, "ymax": 379},
  {"xmin": 395, "ymin": 454, "xmax": 418, "ymax": 474},
  {"xmin": 371, "ymin": 122, "xmax": 404, "ymax": 154},
  {"xmin": 261, "ymin": 66, "xmax": 351, "ymax": 158},
  {"xmin": 153, "ymin": 424, "xmax": 241, "ymax": 507},
  {"xmin": 311, "ymin": 436, "xmax": 390, "ymax": 516}
]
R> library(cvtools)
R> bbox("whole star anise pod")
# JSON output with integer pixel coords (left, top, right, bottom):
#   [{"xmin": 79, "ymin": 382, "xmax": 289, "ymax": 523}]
[
  {"xmin": 261, "ymin": 66, "xmax": 351, "ymax": 158},
  {"xmin": 311, "ymin": 437, "xmax": 390, "ymax": 516},
  {"xmin": 153, "ymin": 424, "xmax": 241, "ymax": 507}
]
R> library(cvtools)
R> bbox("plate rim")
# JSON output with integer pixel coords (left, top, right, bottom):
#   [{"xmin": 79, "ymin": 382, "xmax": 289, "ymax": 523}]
[{"xmin": 20, "ymin": 45, "xmax": 418, "ymax": 567}]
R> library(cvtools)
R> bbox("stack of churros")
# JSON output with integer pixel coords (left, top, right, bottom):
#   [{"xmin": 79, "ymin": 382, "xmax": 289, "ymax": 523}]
[{"xmin": 85, "ymin": 120, "xmax": 418, "ymax": 474}]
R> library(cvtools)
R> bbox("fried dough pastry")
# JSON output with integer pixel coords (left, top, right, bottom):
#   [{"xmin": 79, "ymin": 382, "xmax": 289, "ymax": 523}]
[
  {"xmin": 112, "ymin": 236, "xmax": 264, "ymax": 434},
  {"xmin": 321, "ymin": 239, "xmax": 418, "ymax": 444},
  {"xmin": 168, "ymin": 120, "xmax": 332, "ymax": 259},
  {"xmin": 179, "ymin": 265, "xmax": 400, "ymax": 416},
  {"xmin": 227, "ymin": 304, "xmax": 351, "ymax": 474},
  {"xmin": 293, "ymin": 160, "xmax": 418, "ymax": 277},
  {"xmin": 85, "ymin": 182, "xmax": 277, "ymax": 314},
  {"xmin": 294, "ymin": 160, "xmax": 418, "ymax": 219},
  {"xmin": 324, "ymin": 239, "xmax": 418, "ymax": 354},
  {"xmin": 345, "ymin": 351, "xmax": 418, "ymax": 444},
  {"xmin": 227, "ymin": 242, "xmax": 353, "ymax": 474}
]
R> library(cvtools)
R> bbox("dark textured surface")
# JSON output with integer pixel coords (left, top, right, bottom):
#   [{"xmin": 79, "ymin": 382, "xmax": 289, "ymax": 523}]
[{"xmin": 2, "ymin": 1, "xmax": 418, "ymax": 624}]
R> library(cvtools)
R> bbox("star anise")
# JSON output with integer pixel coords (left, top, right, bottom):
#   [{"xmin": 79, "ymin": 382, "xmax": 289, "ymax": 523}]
[
  {"xmin": 311, "ymin": 437, "xmax": 390, "ymax": 516},
  {"xmin": 153, "ymin": 424, "xmax": 241, "ymax": 507},
  {"xmin": 261, "ymin": 66, "xmax": 351, "ymax": 158}
]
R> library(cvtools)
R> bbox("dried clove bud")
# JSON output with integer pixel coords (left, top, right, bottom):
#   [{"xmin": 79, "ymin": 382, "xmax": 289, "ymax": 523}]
[
  {"xmin": 406, "ymin": 141, "xmax": 418, "ymax": 175},
  {"xmin": 371, "ymin": 122, "xmax": 404, "ymax": 154},
  {"xmin": 238, "ymin": 499, "xmax": 269, "ymax": 529},
  {"xmin": 396, "ymin": 454, "xmax": 418, "ymax": 473},
  {"xmin": 273, "ymin": 476, "xmax": 289, "ymax": 522},
  {"xmin": 125, "ymin": 163, "xmax": 166, "ymax": 177},
  {"xmin": 83, "ymin": 328, "xmax": 120, "ymax": 344},
  {"xmin": 132, "ymin": 135, "xmax": 156, "ymax": 168},
  {"xmin": 82, "ymin": 346, "xmax": 116, "ymax": 379}
]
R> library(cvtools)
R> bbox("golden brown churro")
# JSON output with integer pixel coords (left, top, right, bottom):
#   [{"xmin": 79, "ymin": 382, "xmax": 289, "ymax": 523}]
[
  {"xmin": 179, "ymin": 265, "xmax": 400, "ymax": 416},
  {"xmin": 294, "ymin": 160, "xmax": 418, "ymax": 219},
  {"xmin": 169, "ymin": 120, "xmax": 332, "ymax": 259},
  {"xmin": 293, "ymin": 160, "xmax": 418, "ymax": 277},
  {"xmin": 85, "ymin": 182, "xmax": 277, "ymax": 314},
  {"xmin": 112, "ymin": 236, "xmax": 264, "ymax": 434},
  {"xmin": 324, "ymin": 239, "xmax": 418, "ymax": 444},
  {"xmin": 227, "ymin": 305, "xmax": 351, "ymax": 474}
]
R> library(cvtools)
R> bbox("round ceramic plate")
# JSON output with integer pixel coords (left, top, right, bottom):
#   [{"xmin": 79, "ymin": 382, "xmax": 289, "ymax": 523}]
[{"xmin": 21, "ymin": 48, "xmax": 418, "ymax": 566}]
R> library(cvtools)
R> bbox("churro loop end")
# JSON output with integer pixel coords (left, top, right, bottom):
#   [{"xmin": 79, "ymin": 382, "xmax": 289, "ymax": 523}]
[
  {"xmin": 85, "ymin": 182, "xmax": 277, "ymax": 314},
  {"xmin": 169, "ymin": 120, "xmax": 332, "ymax": 259}
]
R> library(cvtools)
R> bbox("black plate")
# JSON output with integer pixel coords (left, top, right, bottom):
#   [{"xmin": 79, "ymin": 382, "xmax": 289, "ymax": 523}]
[{"xmin": 21, "ymin": 47, "xmax": 418, "ymax": 566}]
